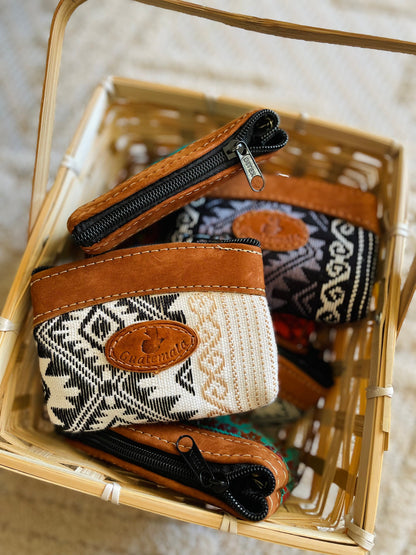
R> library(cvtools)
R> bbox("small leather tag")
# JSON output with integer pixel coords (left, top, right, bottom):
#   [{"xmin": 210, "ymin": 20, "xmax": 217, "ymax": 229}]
[
  {"xmin": 105, "ymin": 320, "xmax": 199, "ymax": 373},
  {"xmin": 232, "ymin": 210, "xmax": 309, "ymax": 252}
]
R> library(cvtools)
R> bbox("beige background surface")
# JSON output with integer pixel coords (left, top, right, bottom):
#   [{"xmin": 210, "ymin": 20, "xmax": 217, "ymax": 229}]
[{"xmin": 0, "ymin": 1, "xmax": 415, "ymax": 553}]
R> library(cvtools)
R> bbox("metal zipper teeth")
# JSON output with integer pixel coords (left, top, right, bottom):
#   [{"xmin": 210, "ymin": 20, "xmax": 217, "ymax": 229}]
[
  {"xmin": 72, "ymin": 110, "xmax": 286, "ymax": 247},
  {"xmin": 70, "ymin": 429, "xmax": 273, "ymax": 521}
]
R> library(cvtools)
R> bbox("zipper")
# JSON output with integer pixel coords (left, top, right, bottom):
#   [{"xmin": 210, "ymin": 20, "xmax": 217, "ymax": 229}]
[
  {"xmin": 176, "ymin": 435, "xmax": 230, "ymax": 495},
  {"xmin": 68, "ymin": 429, "xmax": 275, "ymax": 521},
  {"xmin": 192, "ymin": 236, "xmax": 261, "ymax": 247},
  {"xmin": 71, "ymin": 110, "xmax": 287, "ymax": 248},
  {"xmin": 223, "ymin": 140, "xmax": 265, "ymax": 192}
]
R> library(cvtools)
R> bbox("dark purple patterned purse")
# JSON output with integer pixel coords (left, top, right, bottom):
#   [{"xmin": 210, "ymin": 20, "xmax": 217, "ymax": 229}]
[{"xmin": 167, "ymin": 172, "xmax": 380, "ymax": 324}]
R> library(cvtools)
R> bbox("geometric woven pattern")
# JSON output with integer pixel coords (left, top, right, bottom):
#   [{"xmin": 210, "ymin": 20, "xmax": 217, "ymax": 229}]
[
  {"xmin": 171, "ymin": 198, "xmax": 378, "ymax": 323},
  {"xmin": 34, "ymin": 291, "xmax": 278, "ymax": 432}
]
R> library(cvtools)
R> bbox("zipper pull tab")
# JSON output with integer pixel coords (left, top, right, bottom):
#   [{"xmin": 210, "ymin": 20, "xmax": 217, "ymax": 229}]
[
  {"xmin": 176, "ymin": 435, "xmax": 229, "ymax": 494},
  {"xmin": 224, "ymin": 140, "xmax": 265, "ymax": 192}
]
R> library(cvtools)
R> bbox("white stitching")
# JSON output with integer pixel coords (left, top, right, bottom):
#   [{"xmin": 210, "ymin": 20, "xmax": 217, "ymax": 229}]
[
  {"xmin": 123, "ymin": 427, "xmax": 288, "ymax": 480},
  {"xmin": 31, "ymin": 244, "xmax": 261, "ymax": 285}
]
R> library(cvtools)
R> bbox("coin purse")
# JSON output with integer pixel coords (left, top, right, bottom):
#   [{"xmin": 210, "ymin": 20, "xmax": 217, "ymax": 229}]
[
  {"xmin": 66, "ymin": 414, "xmax": 299, "ymax": 522},
  {"xmin": 169, "ymin": 172, "xmax": 380, "ymax": 324},
  {"xmin": 30, "ymin": 241, "xmax": 279, "ymax": 433},
  {"xmin": 67, "ymin": 109, "xmax": 288, "ymax": 255}
]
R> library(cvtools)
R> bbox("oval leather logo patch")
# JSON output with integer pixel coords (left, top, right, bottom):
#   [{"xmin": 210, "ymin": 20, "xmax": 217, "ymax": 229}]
[
  {"xmin": 232, "ymin": 209, "xmax": 309, "ymax": 251},
  {"xmin": 105, "ymin": 320, "xmax": 199, "ymax": 373}
]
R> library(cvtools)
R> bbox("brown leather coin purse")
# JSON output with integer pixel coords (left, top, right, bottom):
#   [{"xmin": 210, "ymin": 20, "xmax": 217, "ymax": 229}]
[{"xmin": 67, "ymin": 109, "xmax": 288, "ymax": 255}]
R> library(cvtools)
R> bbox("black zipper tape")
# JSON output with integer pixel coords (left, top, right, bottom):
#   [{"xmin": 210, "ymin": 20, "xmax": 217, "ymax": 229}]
[{"xmin": 66, "ymin": 429, "xmax": 276, "ymax": 521}]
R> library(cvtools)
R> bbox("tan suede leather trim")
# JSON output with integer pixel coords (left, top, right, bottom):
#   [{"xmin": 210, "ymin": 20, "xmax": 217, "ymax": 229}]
[
  {"xmin": 114, "ymin": 423, "xmax": 289, "ymax": 488},
  {"xmin": 31, "ymin": 243, "xmax": 265, "ymax": 326},
  {"xmin": 68, "ymin": 439, "xmax": 278, "ymax": 520},
  {"xmin": 104, "ymin": 320, "xmax": 199, "ymax": 373},
  {"xmin": 278, "ymin": 355, "xmax": 330, "ymax": 411},
  {"xmin": 210, "ymin": 172, "xmax": 380, "ymax": 235},
  {"xmin": 232, "ymin": 209, "xmax": 309, "ymax": 251}
]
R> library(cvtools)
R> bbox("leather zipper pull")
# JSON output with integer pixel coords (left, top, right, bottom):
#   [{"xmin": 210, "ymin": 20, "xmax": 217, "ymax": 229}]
[
  {"xmin": 176, "ymin": 435, "xmax": 229, "ymax": 494},
  {"xmin": 223, "ymin": 140, "xmax": 265, "ymax": 192}
]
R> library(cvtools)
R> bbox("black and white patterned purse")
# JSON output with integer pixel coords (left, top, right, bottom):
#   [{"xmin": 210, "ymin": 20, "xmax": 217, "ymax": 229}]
[{"xmin": 30, "ymin": 241, "xmax": 279, "ymax": 432}]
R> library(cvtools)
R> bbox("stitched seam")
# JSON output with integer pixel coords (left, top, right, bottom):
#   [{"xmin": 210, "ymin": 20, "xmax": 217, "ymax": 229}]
[
  {"xmin": 107, "ymin": 324, "xmax": 197, "ymax": 370},
  {"xmin": 85, "ymin": 167, "xmax": 241, "ymax": 253},
  {"xmin": 222, "ymin": 297, "xmax": 242, "ymax": 413},
  {"xmin": 33, "ymin": 285, "xmax": 265, "ymax": 323},
  {"xmin": 176, "ymin": 425, "xmax": 287, "ymax": 475},
  {"xmin": 260, "ymin": 298, "xmax": 278, "ymax": 395},
  {"xmin": 31, "ymin": 244, "xmax": 261, "ymax": 285},
  {"xmin": 224, "ymin": 190, "xmax": 378, "ymax": 232},
  {"xmin": 124, "ymin": 427, "xmax": 287, "ymax": 479},
  {"xmin": 72, "ymin": 113, "xmax": 249, "ymax": 219},
  {"xmin": 251, "ymin": 297, "xmax": 262, "ymax": 409}
]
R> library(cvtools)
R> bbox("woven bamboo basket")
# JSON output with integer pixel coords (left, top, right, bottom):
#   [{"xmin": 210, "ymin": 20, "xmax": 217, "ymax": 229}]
[{"xmin": 1, "ymin": 1, "xmax": 416, "ymax": 553}]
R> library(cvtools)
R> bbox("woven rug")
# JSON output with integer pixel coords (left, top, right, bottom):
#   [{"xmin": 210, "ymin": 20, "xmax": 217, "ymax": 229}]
[{"xmin": 0, "ymin": 1, "xmax": 415, "ymax": 553}]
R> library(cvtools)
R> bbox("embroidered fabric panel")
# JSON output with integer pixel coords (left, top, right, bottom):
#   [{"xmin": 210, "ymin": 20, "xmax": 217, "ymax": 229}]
[
  {"xmin": 171, "ymin": 198, "xmax": 378, "ymax": 323},
  {"xmin": 34, "ymin": 291, "xmax": 278, "ymax": 432}
]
